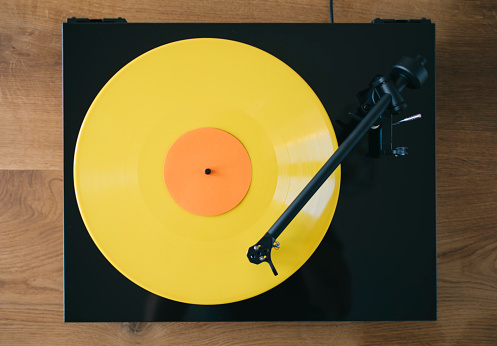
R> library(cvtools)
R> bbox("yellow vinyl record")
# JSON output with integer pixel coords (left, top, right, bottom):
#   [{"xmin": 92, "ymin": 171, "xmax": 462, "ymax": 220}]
[{"xmin": 74, "ymin": 38, "xmax": 340, "ymax": 305}]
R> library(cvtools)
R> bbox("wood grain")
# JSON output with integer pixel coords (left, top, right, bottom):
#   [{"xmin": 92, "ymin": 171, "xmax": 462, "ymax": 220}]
[{"xmin": 1, "ymin": 0, "xmax": 497, "ymax": 344}]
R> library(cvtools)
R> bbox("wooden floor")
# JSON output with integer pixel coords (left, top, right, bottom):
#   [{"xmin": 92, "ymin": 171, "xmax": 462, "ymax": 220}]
[{"xmin": 1, "ymin": 0, "xmax": 496, "ymax": 344}]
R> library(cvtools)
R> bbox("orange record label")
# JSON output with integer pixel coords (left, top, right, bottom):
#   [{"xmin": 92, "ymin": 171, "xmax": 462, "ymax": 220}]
[{"xmin": 164, "ymin": 127, "xmax": 252, "ymax": 216}]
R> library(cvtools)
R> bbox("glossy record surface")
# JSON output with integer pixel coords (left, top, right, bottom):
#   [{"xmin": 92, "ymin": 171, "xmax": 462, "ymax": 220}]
[{"xmin": 73, "ymin": 38, "xmax": 340, "ymax": 304}]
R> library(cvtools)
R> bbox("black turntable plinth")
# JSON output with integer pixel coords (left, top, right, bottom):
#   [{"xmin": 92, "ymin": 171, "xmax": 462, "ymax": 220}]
[{"xmin": 63, "ymin": 21, "xmax": 436, "ymax": 322}]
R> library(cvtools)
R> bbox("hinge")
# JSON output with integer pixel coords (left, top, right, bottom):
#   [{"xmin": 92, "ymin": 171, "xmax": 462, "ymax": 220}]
[
  {"xmin": 372, "ymin": 18, "xmax": 431, "ymax": 24},
  {"xmin": 66, "ymin": 17, "xmax": 127, "ymax": 23}
]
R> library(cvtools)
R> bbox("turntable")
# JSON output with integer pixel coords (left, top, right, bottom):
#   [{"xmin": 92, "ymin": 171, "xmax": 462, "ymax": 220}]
[{"xmin": 63, "ymin": 20, "xmax": 436, "ymax": 321}]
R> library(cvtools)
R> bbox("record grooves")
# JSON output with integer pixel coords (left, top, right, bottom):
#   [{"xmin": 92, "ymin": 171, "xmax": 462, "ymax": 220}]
[{"xmin": 73, "ymin": 38, "xmax": 340, "ymax": 305}]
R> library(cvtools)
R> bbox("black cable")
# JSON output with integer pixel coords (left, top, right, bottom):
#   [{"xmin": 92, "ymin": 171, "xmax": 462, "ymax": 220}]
[{"xmin": 330, "ymin": 0, "xmax": 334, "ymax": 23}]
